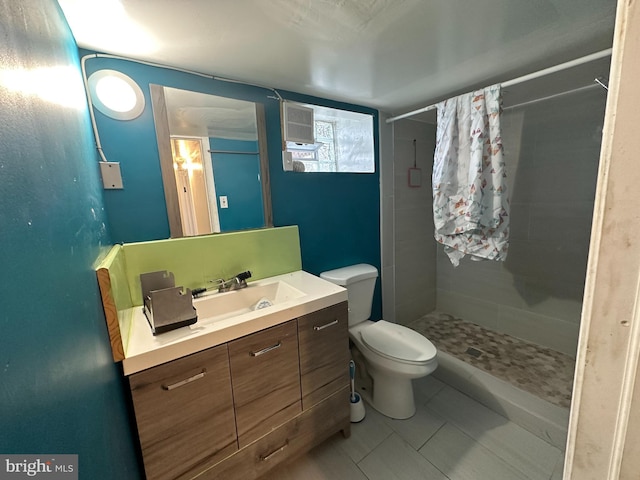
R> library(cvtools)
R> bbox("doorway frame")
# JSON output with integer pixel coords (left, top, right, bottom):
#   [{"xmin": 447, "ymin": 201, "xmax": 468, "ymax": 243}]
[{"xmin": 565, "ymin": 0, "xmax": 640, "ymax": 478}]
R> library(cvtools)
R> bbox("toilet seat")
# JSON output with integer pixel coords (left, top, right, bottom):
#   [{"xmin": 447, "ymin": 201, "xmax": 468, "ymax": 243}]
[{"xmin": 359, "ymin": 320, "xmax": 437, "ymax": 365}]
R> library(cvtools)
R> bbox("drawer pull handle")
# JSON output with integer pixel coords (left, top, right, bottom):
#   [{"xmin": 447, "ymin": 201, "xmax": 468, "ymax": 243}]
[
  {"xmin": 313, "ymin": 319, "xmax": 339, "ymax": 331},
  {"xmin": 161, "ymin": 370, "xmax": 207, "ymax": 391},
  {"xmin": 250, "ymin": 341, "xmax": 282, "ymax": 357},
  {"xmin": 260, "ymin": 440, "xmax": 289, "ymax": 461}
]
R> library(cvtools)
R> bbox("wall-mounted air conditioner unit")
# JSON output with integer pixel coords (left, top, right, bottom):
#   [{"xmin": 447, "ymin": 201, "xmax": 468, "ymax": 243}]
[{"xmin": 282, "ymin": 101, "xmax": 315, "ymax": 144}]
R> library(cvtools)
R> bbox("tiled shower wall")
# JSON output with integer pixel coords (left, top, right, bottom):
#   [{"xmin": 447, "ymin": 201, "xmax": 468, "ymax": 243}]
[
  {"xmin": 436, "ymin": 88, "xmax": 607, "ymax": 357},
  {"xmin": 393, "ymin": 119, "xmax": 438, "ymax": 322}
]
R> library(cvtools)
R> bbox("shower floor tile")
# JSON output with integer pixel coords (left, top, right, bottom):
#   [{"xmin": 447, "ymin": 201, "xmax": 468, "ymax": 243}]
[{"xmin": 406, "ymin": 312, "xmax": 575, "ymax": 408}]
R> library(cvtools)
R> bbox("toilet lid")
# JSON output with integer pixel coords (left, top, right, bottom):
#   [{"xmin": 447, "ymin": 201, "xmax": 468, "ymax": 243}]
[{"xmin": 360, "ymin": 320, "xmax": 437, "ymax": 364}]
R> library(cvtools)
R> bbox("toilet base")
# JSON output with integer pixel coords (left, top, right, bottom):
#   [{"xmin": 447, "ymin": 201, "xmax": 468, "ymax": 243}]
[{"xmin": 368, "ymin": 369, "xmax": 416, "ymax": 419}]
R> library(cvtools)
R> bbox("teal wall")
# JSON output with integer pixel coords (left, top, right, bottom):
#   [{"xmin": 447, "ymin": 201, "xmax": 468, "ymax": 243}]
[
  {"xmin": 0, "ymin": 2, "xmax": 141, "ymax": 478},
  {"xmin": 81, "ymin": 52, "xmax": 277, "ymax": 242},
  {"xmin": 82, "ymin": 54, "xmax": 382, "ymax": 319},
  {"xmin": 209, "ymin": 138, "xmax": 264, "ymax": 231},
  {"xmin": 271, "ymin": 91, "xmax": 382, "ymax": 319}
]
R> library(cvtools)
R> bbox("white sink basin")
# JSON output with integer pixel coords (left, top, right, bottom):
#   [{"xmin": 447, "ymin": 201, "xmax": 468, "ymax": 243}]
[
  {"xmin": 123, "ymin": 270, "xmax": 348, "ymax": 375},
  {"xmin": 193, "ymin": 280, "xmax": 305, "ymax": 324}
]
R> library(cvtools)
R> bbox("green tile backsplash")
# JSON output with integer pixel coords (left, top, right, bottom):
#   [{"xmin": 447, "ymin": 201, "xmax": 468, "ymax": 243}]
[{"xmin": 122, "ymin": 226, "xmax": 302, "ymax": 305}]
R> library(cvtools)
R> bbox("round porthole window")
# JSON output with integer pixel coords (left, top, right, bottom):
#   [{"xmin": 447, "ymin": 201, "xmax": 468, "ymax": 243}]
[{"xmin": 88, "ymin": 70, "xmax": 145, "ymax": 120}]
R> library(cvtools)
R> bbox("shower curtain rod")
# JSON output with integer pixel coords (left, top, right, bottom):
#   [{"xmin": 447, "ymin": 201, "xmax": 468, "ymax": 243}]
[
  {"xmin": 503, "ymin": 82, "xmax": 601, "ymax": 111},
  {"xmin": 385, "ymin": 48, "xmax": 612, "ymax": 124}
]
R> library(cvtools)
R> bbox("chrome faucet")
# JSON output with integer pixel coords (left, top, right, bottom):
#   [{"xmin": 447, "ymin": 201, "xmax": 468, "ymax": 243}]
[{"xmin": 215, "ymin": 271, "xmax": 252, "ymax": 293}]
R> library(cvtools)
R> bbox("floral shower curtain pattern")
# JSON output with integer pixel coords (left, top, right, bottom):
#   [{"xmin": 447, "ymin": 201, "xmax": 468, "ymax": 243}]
[{"xmin": 432, "ymin": 84, "xmax": 510, "ymax": 266}]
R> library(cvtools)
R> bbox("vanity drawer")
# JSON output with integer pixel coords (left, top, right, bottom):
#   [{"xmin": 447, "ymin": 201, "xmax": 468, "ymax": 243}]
[
  {"xmin": 298, "ymin": 302, "xmax": 350, "ymax": 409},
  {"xmin": 228, "ymin": 320, "xmax": 302, "ymax": 447},
  {"xmin": 199, "ymin": 386, "xmax": 351, "ymax": 480},
  {"xmin": 129, "ymin": 345, "xmax": 237, "ymax": 480}
]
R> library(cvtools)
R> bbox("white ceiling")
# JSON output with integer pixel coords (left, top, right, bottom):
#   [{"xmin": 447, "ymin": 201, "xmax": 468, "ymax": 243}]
[{"xmin": 58, "ymin": 0, "xmax": 616, "ymax": 117}]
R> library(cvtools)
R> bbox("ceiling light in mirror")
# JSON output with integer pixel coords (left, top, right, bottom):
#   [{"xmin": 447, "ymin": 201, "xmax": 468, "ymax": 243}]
[{"xmin": 88, "ymin": 69, "xmax": 145, "ymax": 120}]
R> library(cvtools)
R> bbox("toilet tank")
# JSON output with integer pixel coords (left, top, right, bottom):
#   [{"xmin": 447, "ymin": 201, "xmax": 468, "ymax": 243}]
[{"xmin": 320, "ymin": 264, "xmax": 378, "ymax": 327}]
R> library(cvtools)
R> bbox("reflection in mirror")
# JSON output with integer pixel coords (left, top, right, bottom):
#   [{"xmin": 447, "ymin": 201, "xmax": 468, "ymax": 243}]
[
  {"xmin": 150, "ymin": 85, "xmax": 272, "ymax": 237},
  {"xmin": 171, "ymin": 137, "xmax": 213, "ymax": 236}
]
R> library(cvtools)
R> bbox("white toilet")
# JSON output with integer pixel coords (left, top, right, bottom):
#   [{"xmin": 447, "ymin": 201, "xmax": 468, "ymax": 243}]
[{"xmin": 320, "ymin": 264, "xmax": 438, "ymax": 419}]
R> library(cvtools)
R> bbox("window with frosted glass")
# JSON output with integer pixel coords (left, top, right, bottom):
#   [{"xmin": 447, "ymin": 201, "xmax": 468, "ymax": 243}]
[{"xmin": 286, "ymin": 104, "xmax": 374, "ymax": 173}]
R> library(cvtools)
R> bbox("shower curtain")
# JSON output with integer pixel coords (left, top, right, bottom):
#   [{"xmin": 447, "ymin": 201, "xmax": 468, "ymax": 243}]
[{"xmin": 433, "ymin": 84, "xmax": 510, "ymax": 266}]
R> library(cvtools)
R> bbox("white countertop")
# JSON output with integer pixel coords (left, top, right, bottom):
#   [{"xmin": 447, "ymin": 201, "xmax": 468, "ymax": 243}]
[{"xmin": 122, "ymin": 270, "xmax": 347, "ymax": 375}]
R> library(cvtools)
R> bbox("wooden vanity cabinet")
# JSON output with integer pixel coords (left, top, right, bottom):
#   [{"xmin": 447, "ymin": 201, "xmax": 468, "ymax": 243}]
[
  {"xmin": 129, "ymin": 344, "xmax": 237, "ymax": 480},
  {"xmin": 228, "ymin": 320, "xmax": 301, "ymax": 447},
  {"xmin": 129, "ymin": 302, "xmax": 350, "ymax": 480},
  {"xmin": 200, "ymin": 386, "xmax": 350, "ymax": 480},
  {"xmin": 297, "ymin": 302, "xmax": 350, "ymax": 409}
]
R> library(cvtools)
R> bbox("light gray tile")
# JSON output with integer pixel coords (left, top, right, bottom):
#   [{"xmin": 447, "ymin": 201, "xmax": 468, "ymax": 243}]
[
  {"xmin": 395, "ymin": 238, "xmax": 437, "ymax": 316},
  {"xmin": 507, "ymin": 202, "xmax": 531, "ymax": 242},
  {"xmin": 393, "ymin": 136, "xmax": 415, "ymax": 164},
  {"xmin": 436, "ymin": 290, "xmax": 500, "ymax": 332},
  {"xmin": 261, "ymin": 433, "xmax": 368, "ymax": 480},
  {"xmin": 396, "ymin": 255, "xmax": 437, "ymax": 294},
  {"xmin": 435, "ymin": 270, "xmax": 453, "ymax": 291},
  {"xmin": 337, "ymin": 404, "xmax": 393, "ymax": 463},
  {"xmin": 381, "ymin": 264, "xmax": 396, "ymax": 323},
  {"xmin": 432, "ymin": 353, "xmax": 477, "ymax": 391},
  {"xmin": 550, "ymin": 454, "xmax": 565, "ymax": 480},
  {"xmin": 382, "ymin": 402, "xmax": 446, "ymax": 449},
  {"xmin": 436, "ymin": 245, "xmax": 512, "ymax": 279},
  {"xmin": 532, "ymin": 138, "xmax": 601, "ymax": 162},
  {"xmin": 523, "ymin": 275, "xmax": 585, "ymax": 307},
  {"xmin": 396, "ymin": 253, "xmax": 436, "ymax": 286},
  {"xmin": 521, "ymin": 287, "xmax": 583, "ymax": 325},
  {"xmin": 395, "ymin": 238, "xmax": 436, "ymax": 283},
  {"xmin": 510, "ymin": 160, "xmax": 599, "ymax": 204},
  {"xmin": 394, "ymin": 205, "xmax": 432, "ymax": 241},
  {"xmin": 396, "ymin": 273, "xmax": 435, "ymax": 311},
  {"xmin": 396, "ymin": 237, "xmax": 435, "ymax": 262},
  {"xmin": 419, "ymin": 423, "xmax": 530, "ymax": 480},
  {"xmin": 396, "ymin": 223, "xmax": 435, "ymax": 250},
  {"xmin": 521, "ymin": 91, "xmax": 604, "ymax": 138},
  {"xmin": 426, "ymin": 387, "xmax": 561, "ymax": 480},
  {"xmin": 380, "ymin": 194, "xmax": 395, "ymax": 270},
  {"xmin": 394, "ymin": 119, "xmax": 436, "ymax": 144},
  {"xmin": 359, "ymin": 433, "xmax": 449, "ymax": 480},
  {"xmin": 433, "ymin": 351, "xmax": 570, "ymax": 450},
  {"xmin": 395, "ymin": 180, "xmax": 433, "ymax": 208},
  {"xmin": 437, "ymin": 248, "xmax": 504, "ymax": 276},
  {"xmin": 501, "ymin": 112, "xmax": 526, "ymax": 192},
  {"xmin": 497, "ymin": 305, "xmax": 579, "ymax": 357},
  {"xmin": 528, "ymin": 201, "xmax": 594, "ymax": 246},
  {"xmin": 505, "ymin": 239, "xmax": 589, "ymax": 286},
  {"xmin": 413, "ymin": 373, "xmax": 446, "ymax": 404},
  {"xmin": 393, "ymin": 133, "xmax": 435, "ymax": 174},
  {"xmin": 396, "ymin": 293, "xmax": 436, "ymax": 325},
  {"xmin": 438, "ymin": 264, "xmax": 525, "ymax": 309},
  {"xmin": 379, "ymin": 117, "xmax": 394, "ymax": 195}
]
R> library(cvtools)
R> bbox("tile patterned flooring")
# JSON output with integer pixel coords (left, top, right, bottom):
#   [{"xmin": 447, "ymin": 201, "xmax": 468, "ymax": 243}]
[
  {"xmin": 407, "ymin": 312, "xmax": 575, "ymax": 408},
  {"xmin": 261, "ymin": 376, "xmax": 564, "ymax": 480}
]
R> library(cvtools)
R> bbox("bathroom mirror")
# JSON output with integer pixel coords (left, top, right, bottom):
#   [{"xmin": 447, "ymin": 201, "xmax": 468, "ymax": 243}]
[{"xmin": 150, "ymin": 85, "xmax": 272, "ymax": 237}]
